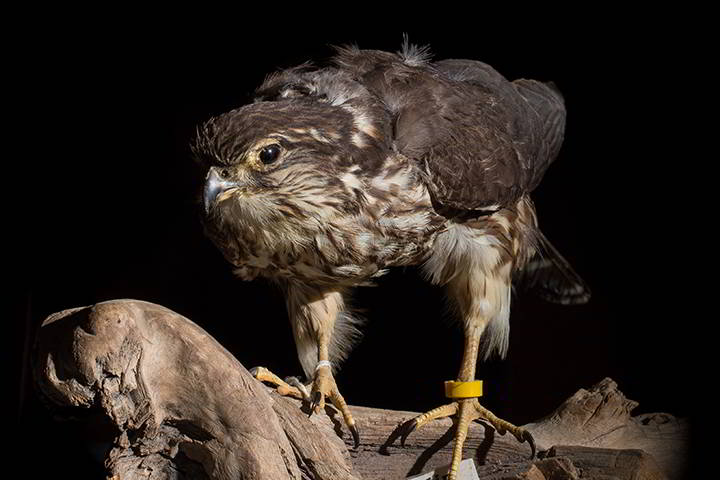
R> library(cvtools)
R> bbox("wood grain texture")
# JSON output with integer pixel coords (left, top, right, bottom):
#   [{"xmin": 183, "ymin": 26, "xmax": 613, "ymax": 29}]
[{"xmin": 33, "ymin": 299, "xmax": 358, "ymax": 480}]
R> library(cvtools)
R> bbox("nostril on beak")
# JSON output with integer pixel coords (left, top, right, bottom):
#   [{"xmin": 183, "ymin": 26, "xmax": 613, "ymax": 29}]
[
  {"xmin": 203, "ymin": 167, "xmax": 238, "ymax": 214},
  {"xmin": 204, "ymin": 168, "xmax": 224, "ymax": 214}
]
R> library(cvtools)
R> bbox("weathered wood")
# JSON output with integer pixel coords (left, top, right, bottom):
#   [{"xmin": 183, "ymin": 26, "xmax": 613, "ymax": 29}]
[
  {"xmin": 33, "ymin": 300, "xmax": 688, "ymax": 480},
  {"xmin": 337, "ymin": 391, "xmax": 685, "ymax": 479},
  {"xmin": 546, "ymin": 446, "xmax": 666, "ymax": 480},
  {"xmin": 524, "ymin": 378, "xmax": 688, "ymax": 480},
  {"xmin": 34, "ymin": 300, "xmax": 358, "ymax": 480}
]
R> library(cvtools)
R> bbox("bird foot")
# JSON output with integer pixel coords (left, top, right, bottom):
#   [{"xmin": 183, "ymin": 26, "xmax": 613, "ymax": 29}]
[
  {"xmin": 249, "ymin": 366, "xmax": 307, "ymax": 400},
  {"xmin": 250, "ymin": 365, "xmax": 360, "ymax": 448},
  {"xmin": 400, "ymin": 398, "xmax": 535, "ymax": 480}
]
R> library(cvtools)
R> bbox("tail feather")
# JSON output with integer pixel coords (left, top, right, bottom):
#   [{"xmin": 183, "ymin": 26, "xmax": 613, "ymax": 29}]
[{"xmin": 518, "ymin": 231, "xmax": 591, "ymax": 305}]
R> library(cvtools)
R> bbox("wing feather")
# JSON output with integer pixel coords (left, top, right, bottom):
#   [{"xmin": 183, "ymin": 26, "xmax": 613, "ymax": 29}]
[
  {"xmin": 333, "ymin": 50, "xmax": 567, "ymax": 211},
  {"xmin": 253, "ymin": 47, "xmax": 568, "ymax": 212}
]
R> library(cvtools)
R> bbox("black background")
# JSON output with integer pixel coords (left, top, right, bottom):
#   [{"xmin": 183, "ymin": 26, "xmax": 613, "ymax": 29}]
[{"xmin": 9, "ymin": 12, "xmax": 704, "ymax": 478}]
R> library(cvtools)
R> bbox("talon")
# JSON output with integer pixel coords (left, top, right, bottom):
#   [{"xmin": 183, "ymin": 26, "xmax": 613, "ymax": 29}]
[
  {"xmin": 250, "ymin": 366, "xmax": 305, "ymax": 400},
  {"xmin": 285, "ymin": 376, "xmax": 310, "ymax": 400},
  {"xmin": 523, "ymin": 430, "xmax": 536, "ymax": 459},
  {"xmin": 255, "ymin": 365, "xmax": 358, "ymax": 453},
  {"xmin": 350, "ymin": 423, "xmax": 360, "ymax": 449},
  {"xmin": 400, "ymin": 419, "xmax": 417, "ymax": 447},
  {"xmin": 400, "ymin": 402, "xmax": 457, "ymax": 448},
  {"xmin": 406, "ymin": 398, "xmax": 530, "ymax": 479},
  {"xmin": 309, "ymin": 391, "xmax": 323, "ymax": 417}
]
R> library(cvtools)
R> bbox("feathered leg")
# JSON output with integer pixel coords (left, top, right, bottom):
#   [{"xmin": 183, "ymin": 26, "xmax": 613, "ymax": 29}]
[
  {"xmin": 251, "ymin": 284, "xmax": 360, "ymax": 448},
  {"xmin": 403, "ymin": 266, "xmax": 534, "ymax": 480}
]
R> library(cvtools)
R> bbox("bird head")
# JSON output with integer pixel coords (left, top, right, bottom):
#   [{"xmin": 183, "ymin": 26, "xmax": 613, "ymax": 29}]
[{"xmin": 192, "ymin": 98, "xmax": 390, "ymax": 262}]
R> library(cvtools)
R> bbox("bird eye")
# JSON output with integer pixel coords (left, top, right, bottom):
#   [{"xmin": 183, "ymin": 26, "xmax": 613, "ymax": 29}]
[{"xmin": 259, "ymin": 144, "xmax": 281, "ymax": 164}]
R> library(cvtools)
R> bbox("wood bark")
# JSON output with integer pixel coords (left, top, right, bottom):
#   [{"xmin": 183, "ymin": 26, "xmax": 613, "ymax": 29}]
[{"xmin": 33, "ymin": 300, "xmax": 688, "ymax": 480}]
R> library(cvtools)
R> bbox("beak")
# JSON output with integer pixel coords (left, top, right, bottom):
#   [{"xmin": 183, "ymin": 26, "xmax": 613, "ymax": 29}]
[{"xmin": 203, "ymin": 167, "xmax": 237, "ymax": 214}]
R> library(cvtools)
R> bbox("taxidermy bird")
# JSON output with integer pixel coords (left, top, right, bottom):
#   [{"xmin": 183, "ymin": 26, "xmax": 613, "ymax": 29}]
[{"xmin": 193, "ymin": 42, "xmax": 590, "ymax": 479}]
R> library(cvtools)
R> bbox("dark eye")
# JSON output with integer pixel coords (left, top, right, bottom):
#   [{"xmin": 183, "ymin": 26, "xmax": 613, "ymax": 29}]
[{"xmin": 259, "ymin": 144, "xmax": 281, "ymax": 164}]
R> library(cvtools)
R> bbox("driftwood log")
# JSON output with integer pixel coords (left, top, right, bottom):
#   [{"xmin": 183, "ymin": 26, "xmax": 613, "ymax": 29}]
[{"xmin": 33, "ymin": 300, "xmax": 688, "ymax": 479}]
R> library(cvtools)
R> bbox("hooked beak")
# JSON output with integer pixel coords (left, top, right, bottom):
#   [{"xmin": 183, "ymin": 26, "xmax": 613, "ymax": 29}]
[{"xmin": 203, "ymin": 167, "xmax": 238, "ymax": 214}]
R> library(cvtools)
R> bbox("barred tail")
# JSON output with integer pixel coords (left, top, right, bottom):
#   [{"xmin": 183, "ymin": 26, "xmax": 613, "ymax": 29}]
[{"xmin": 517, "ymin": 230, "xmax": 591, "ymax": 305}]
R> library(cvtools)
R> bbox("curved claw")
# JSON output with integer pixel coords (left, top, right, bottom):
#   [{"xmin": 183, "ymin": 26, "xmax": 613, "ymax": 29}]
[
  {"xmin": 400, "ymin": 419, "xmax": 417, "ymax": 447},
  {"xmin": 308, "ymin": 391, "xmax": 323, "ymax": 417},
  {"xmin": 522, "ymin": 430, "xmax": 536, "ymax": 459},
  {"xmin": 285, "ymin": 376, "xmax": 310, "ymax": 400},
  {"xmin": 350, "ymin": 423, "xmax": 360, "ymax": 449},
  {"xmin": 248, "ymin": 367, "xmax": 259, "ymax": 377}
]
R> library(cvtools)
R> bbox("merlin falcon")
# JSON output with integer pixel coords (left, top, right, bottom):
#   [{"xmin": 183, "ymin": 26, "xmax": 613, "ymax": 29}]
[{"xmin": 193, "ymin": 43, "xmax": 590, "ymax": 479}]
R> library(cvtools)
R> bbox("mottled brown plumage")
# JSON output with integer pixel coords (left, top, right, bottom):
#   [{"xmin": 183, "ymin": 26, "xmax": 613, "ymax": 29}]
[{"xmin": 192, "ymin": 43, "xmax": 589, "ymax": 479}]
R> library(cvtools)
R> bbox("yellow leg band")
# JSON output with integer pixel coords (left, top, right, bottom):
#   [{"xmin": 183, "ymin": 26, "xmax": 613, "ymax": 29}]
[{"xmin": 445, "ymin": 380, "xmax": 483, "ymax": 398}]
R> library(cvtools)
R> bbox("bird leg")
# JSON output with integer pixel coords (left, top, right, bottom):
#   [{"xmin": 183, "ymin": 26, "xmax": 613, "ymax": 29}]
[
  {"xmin": 401, "ymin": 324, "xmax": 534, "ymax": 480},
  {"xmin": 252, "ymin": 286, "xmax": 360, "ymax": 448},
  {"xmin": 249, "ymin": 362, "xmax": 358, "ymax": 447},
  {"xmin": 308, "ymin": 334, "xmax": 360, "ymax": 448}
]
